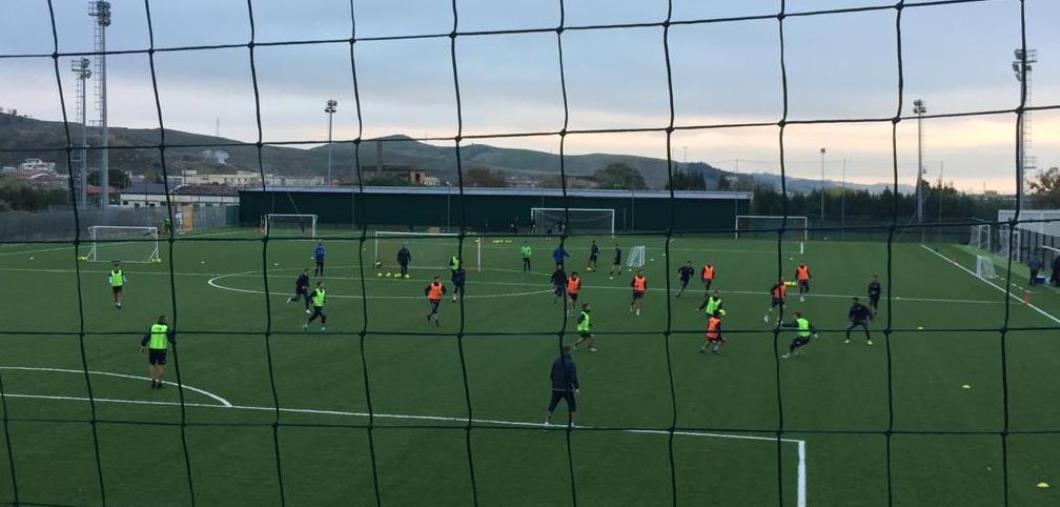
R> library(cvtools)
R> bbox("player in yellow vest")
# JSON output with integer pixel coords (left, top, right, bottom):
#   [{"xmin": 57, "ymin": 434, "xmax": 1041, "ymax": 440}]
[
  {"xmin": 304, "ymin": 281, "xmax": 327, "ymax": 332},
  {"xmin": 779, "ymin": 312, "xmax": 818, "ymax": 359},
  {"xmin": 108, "ymin": 261, "xmax": 127, "ymax": 309},
  {"xmin": 139, "ymin": 315, "xmax": 174, "ymax": 388},
  {"xmin": 573, "ymin": 303, "xmax": 596, "ymax": 352}
]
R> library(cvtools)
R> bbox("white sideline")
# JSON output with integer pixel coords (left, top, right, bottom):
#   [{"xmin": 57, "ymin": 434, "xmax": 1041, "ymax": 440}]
[
  {"xmin": 920, "ymin": 245, "xmax": 1060, "ymax": 325},
  {"xmin": 0, "ymin": 366, "xmax": 233, "ymax": 407}
]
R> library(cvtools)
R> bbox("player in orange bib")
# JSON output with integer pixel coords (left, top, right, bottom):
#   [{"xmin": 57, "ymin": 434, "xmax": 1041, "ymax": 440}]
[
  {"xmin": 630, "ymin": 270, "xmax": 647, "ymax": 316},
  {"xmin": 701, "ymin": 310, "xmax": 725, "ymax": 354},
  {"xmin": 764, "ymin": 279, "xmax": 788, "ymax": 324},
  {"xmin": 566, "ymin": 272, "xmax": 582, "ymax": 317},
  {"xmin": 795, "ymin": 263, "xmax": 812, "ymax": 302},
  {"xmin": 701, "ymin": 262, "xmax": 716, "ymax": 294},
  {"xmin": 425, "ymin": 276, "xmax": 447, "ymax": 326}
]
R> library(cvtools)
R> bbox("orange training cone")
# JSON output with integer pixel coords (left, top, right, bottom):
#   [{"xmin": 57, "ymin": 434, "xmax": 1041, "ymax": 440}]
[{"xmin": 1023, "ymin": 290, "xmax": 1032, "ymax": 305}]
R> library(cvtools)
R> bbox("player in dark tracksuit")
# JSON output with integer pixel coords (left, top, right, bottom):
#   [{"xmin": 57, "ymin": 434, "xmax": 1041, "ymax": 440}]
[
  {"xmin": 675, "ymin": 261, "xmax": 695, "ymax": 298},
  {"xmin": 551, "ymin": 268, "xmax": 568, "ymax": 305},
  {"xmin": 845, "ymin": 297, "xmax": 873, "ymax": 345},
  {"xmin": 451, "ymin": 265, "xmax": 466, "ymax": 302},
  {"xmin": 544, "ymin": 345, "xmax": 579, "ymax": 426},
  {"xmin": 286, "ymin": 268, "xmax": 312, "ymax": 313},
  {"xmin": 397, "ymin": 244, "xmax": 412, "ymax": 277},
  {"xmin": 867, "ymin": 275, "xmax": 882, "ymax": 313}
]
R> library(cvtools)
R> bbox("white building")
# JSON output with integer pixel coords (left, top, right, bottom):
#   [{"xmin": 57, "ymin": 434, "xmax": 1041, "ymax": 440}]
[{"xmin": 118, "ymin": 183, "xmax": 239, "ymax": 208}]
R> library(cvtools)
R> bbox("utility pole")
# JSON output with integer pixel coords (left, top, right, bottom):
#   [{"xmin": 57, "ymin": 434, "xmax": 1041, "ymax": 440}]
[{"xmin": 325, "ymin": 99, "xmax": 337, "ymax": 186}]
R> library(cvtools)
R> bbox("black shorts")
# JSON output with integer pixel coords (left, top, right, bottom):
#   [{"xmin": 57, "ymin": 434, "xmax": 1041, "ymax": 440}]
[
  {"xmin": 295, "ymin": 287, "xmax": 308, "ymax": 296},
  {"xmin": 148, "ymin": 349, "xmax": 167, "ymax": 365},
  {"xmin": 568, "ymin": 292, "xmax": 579, "ymax": 302},
  {"xmin": 680, "ymin": 278, "xmax": 690, "ymax": 288},
  {"xmin": 579, "ymin": 332, "xmax": 592, "ymax": 339},
  {"xmin": 791, "ymin": 337, "xmax": 811, "ymax": 348},
  {"xmin": 553, "ymin": 286, "xmax": 564, "ymax": 297},
  {"xmin": 548, "ymin": 389, "xmax": 576, "ymax": 413},
  {"xmin": 632, "ymin": 291, "xmax": 644, "ymax": 300},
  {"xmin": 798, "ymin": 280, "xmax": 810, "ymax": 288},
  {"xmin": 869, "ymin": 295, "xmax": 880, "ymax": 307},
  {"xmin": 612, "ymin": 260, "xmax": 621, "ymax": 266},
  {"xmin": 429, "ymin": 300, "xmax": 441, "ymax": 312},
  {"xmin": 772, "ymin": 297, "xmax": 785, "ymax": 308},
  {"xmin": 589, "ymin": 254, "xmax": 598, "ymax": 262},
  {"xmin": 112, "ymin": 286, "xmax": 123, "ymax": 295},
  {"xmin": 316, "ymin": 260, "xmax": 324, "ymax": 266}
]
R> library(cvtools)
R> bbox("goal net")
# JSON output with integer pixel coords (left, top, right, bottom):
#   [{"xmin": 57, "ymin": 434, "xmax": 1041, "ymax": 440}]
[
  {"xmin": 735, "ymin": 215, "xmax": 809, "ymax": 241},
  {"xmin": 975, "ymin": 255, "xmax": 997, "ymax": 280},
  {"xmin": 373, "ymin": 231, "xmax": 483, "ymax": 273},
  {"xmin": 997, "ymin": 224, "xmax": 1020, "ymax": 262},
  {"xmin": 531, "ymin": 208, "xmax": 615, "ymax": 235},
  {"xmin": 86, "ymin": 226, "xmax": 160, "ymax": 263},
  {"xmin": 968, "ymin": 224, "xmax": 991, "ymax": 251},
  {"xmin": 626, "ymin": 245, "xmax": 646, "ymax": 269},
  {"xmin": 263, "ymin": 214, "xmax": 317, "ymax": 238}
]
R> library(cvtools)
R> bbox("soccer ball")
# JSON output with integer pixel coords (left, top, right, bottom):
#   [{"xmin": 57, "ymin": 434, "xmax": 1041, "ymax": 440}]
[
  {"xmin": 385, "ymin": 273, "xmax": 392, "ymax": 278},
  {"xmin": 374, "ymin": 261, "xmax": 383, "ymax": 268},
  {"xmin": 719, "ymin": 309, "xmax": 727, "ymax": 317},
  {"xmin": 404, "ymin": 274, "xmax": 410, "ymax": 279},
  {"xmin": 377, "ymin": 272, "xmax": 382, "ymax": 277}
]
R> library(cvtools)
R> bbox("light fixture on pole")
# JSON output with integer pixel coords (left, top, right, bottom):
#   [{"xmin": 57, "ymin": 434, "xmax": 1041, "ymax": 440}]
[
  {"xmin": 324, "ymin": 99, "xmax": 338, "ymax": 186},
  {"xmin": 1012, "ymin": 49, "xmax": 1037, "ymax": 209},
  {"xmin": 913, "ymin": 99, "xmax": 926, "ymax": 224},
  {"xmin": 819, "ymin": 147, "xmax": 826, "ymax": 223}
]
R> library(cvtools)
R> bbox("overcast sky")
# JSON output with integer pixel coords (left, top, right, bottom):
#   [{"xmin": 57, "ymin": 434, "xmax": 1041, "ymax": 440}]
[{"xmin": 2, "ymin": 0, "xmax": 1058, "ymax": 192}]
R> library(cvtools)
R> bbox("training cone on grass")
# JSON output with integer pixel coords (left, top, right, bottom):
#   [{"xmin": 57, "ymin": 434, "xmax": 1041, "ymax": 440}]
[{"xmin": 1038, "ymin": 482, "xmax": 1050, "ymax": 489}]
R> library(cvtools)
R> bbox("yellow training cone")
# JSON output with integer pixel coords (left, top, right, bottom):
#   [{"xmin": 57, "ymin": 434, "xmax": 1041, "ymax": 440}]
[{"xmin": 1037, "ymin": 482, "xmax": 1050, "ymax": 489}]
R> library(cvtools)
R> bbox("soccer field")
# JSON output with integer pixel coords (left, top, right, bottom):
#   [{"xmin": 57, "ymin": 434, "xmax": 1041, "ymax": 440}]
[{"xmin": 0, "ymin": 229, "xmax": 1059, "ymax": 506}]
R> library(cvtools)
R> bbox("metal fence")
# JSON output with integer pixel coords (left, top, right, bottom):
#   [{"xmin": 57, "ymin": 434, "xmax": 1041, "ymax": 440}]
[{"xmin": 0, "ymin": 205, "xmax": 239, "ymax": 242}]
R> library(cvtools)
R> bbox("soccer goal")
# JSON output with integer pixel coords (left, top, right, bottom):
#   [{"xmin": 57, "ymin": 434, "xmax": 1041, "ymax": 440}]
[
  {"xmin": 997, "ymin": 224, "xmax": 1021, "ymax": 262},
  {"xmin": 626, "ymin": 245, "xmax": 646, "ymax": 270},
  {"xmin": 373, "ymin": 231, "xmax": 483, "ymax": 272},
  {"xmin": 968, "ymin": 224, "xmax": 991, "ymax": 251},
  {"xmin": 735, "ymin": 215, "xmax": 809, "ymax": 241},
  {"xmin": 975, "ymin": 255, "xmax": 997, "ymax": 280},
  {"xmin": 262, "ymin": 214, "xmax": 317, "ymax": 238},
  {"xmin": 530, "ymin": 208, "xmax": 615, "ymax": 235},
  {"xmin": 86, "ymin": 226, "xmax": 160, "ymax": 263}
]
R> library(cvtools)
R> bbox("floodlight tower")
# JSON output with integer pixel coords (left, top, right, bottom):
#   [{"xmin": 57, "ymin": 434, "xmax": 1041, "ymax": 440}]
[
  {"xmin": 819, "ymin": 147, "xmax": 826, "ymax": 223},
  {"xmin": 1012, "ymin": 48, "xmax": 1037, "ymax": 209},
  {"xmin": 71, "ymin": 58, "xmax": 92, "ymax": 209},
  {"xmin": 324, "ymin": 99, "xmax": 338, "ymax": 186},
  {"xmin": 913, "ymin": 99, "xmax": 926, "ymax": 224},
  {"xmin": 89, "ymin": 1, "xmax": 111, "ymax": 207}
]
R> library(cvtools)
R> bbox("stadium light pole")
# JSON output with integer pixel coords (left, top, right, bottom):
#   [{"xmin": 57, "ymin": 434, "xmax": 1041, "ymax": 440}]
[
  {"xmin": 324, "ymin": 99, "xmax": 337, "ymax": 186},
  {"xmin": 913, "ymin": 99, "xmax": 927, "ymax": 225},
  {"xmin": 819, "ymin": 147, "xmax": 826, "ymax": 223},
  {"xmin": 1012, "ymin": 49, "xmax": 1036, "ymax": 210},
  {"xmin": 71, "ymin": 58, "xmax": 92, "ymax": 209}
]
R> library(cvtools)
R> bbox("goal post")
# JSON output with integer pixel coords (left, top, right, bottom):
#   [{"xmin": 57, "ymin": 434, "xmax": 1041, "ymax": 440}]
[
  {"xmin": 975, "ymin": 255, "xmax": 997, "ymax": 280},
  {"xmin": 373, "ymin": 231, "xmax": 483, "ymax": 273},
  {"xmin": 86, "ymin": 226, "xmax": 160, "ymax": 263},
  {"xmin": 263, "ymin": 214, "xmax": 317, "ymax": 238},
  {"xmin": 968, "ymin": 224, "xmax": 991, "ymax": 251},
  {"xmin": 735, "ymin": 215, "xmax": 809, "ymax": 241},
  {"xmin": 530, "ymin": 207, "xmax": 615, "ymax": 235}
]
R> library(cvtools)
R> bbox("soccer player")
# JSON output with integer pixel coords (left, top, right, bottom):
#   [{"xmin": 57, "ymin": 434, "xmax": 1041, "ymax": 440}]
[
  {"xmin": 846, "ymin": 297, "xmax": 873, "ymax": 345},
  {"xmin": 608, "ymin": 244, "xmax": 622, "ymax": 280},
  {"xmin": 573, "ymin": 303, "xmax": 596, "ymax": 352},
  {"xmin": 314, "ymin": 241, "xmax": 326, "ymax": 277},
  {"xmin": 449, "ymin": 255, "xmax": 460, "ymax": 279},
  {"xmin": 764, "ymin": 280, "xmax": 788, "ymax": 324},
  {"xmin": 544, "ymin": 345, "xmax": 579, "ymax": 427},
  {"xmin": 779, "ymin": 311, "xmax": 818, "ymax": 359},
  {"xmin": 529, "ymin": 217, "xmax": 537, "ymax": 235},
  {"xmin": 451, "ymin": 262, "xmax": 466, "ymax": 302},
  {"xmin": 867, "ymin": 274, "xmax": 882, "ymax": 313},
  {"xmin": 304, "ymin": 281, "xmax": 327, "ymax": 332},
  {"xmin": 553, "ymin": 244, "xmax": 570, "ymax": 269},
  {"xmin": 676, "ymin": 260, "xmax": 695, "ymax": 298},
  {"xmin": 701, "ymin": 262, "xmax": 716, "ymax": 293},
  {"xmin": 139, "ymin": 314, "xmax": 174, "ymax": 389},
  {"xmin": 286, "ymin": 268, "xmax": 311, "ymax": 313},
  {"xmin": 520, "ymin": 243, "xmax": 533, "ymax": 272},
  {"xmin": 397, "ymin": 243, "xmax": 412, "ymax": 278},
  {"xmin": 108, "ymin": 261, "xmax": 126, "ymax": 309},
  {"xmin": 551, "ymin": 267, "xmax": 568, "ymax": 305},
  {"xmin": 587, "ymin": 240, "xmax": 600, "ymax": 272},
  {"xmin": 795, "ymin": 262, "xmax": 811, "ymax": 302},
  {"xmin": 698, "ymin": 290, "xmax": 724, "ymax": 319},
  {"xmin": 630, "ymin": 270, "xmax": 647, "ymax": 316},
  {"xmin": 566, "ymin": 271, "xmax": 582, "ymax": 317},
  {"xmin": 425, "ymin": 276, "xmax": 446, "ymax": 326},
  {"xmin": 701, "ymin": 310, "xmax": 725, "ymax": 354}
]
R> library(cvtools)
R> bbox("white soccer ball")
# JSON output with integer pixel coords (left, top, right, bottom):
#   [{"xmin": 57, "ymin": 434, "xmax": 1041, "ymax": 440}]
[
  {"xmin": 274, "ymin": 262, "xmax": 279, "ymax": 266},
  {"xmin": 200, "ymin": 260, "xmax": 205, "ymax": 264},
  {"xmin": 650, "ymin": 258, "xmax": 655, "ymax": 262},
  {"xmin": 28, "ymin": 257, "xmax": 34, "ymax": 261}
]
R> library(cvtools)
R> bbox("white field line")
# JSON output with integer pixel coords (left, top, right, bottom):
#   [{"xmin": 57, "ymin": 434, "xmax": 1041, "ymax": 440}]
[
  {"xmin": 0, "ymin": 366, "xmax": 232, "ymax": 407},
  {"xmin": 0, "ymin": 391, "xmax": 807, "ymax": 506},
  {"xmin": 920, "ymin": 244, "xmax": 1060, "ymax": 325},
  {"xmin": 207, "ymin": 273, "xmax": 552, "ymax": 300}
]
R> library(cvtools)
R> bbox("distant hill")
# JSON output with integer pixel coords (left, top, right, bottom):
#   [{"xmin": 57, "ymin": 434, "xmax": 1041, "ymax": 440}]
[{"xmin": 0, "ymin": 112, "xmax": 908, "ymax": 192}]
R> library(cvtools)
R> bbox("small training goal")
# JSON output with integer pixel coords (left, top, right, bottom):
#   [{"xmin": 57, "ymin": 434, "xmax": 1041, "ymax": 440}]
[{"xmin": 975, "ymin": 255, "xmax": 997, "ymax": 280}]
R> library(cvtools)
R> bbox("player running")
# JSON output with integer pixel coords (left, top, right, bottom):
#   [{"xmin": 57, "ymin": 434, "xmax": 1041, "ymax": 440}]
[
  {"xmin": 109, "ymin": 261, "xmax": 126, "ymax": 309},
  {"xmin": 698, "ymin": 290, "xmax": 724, "ymax": 319},
  {"xmin": 701, "ymin": 311, "xmax": 725, "ymax": 354},
  {"xmin": 565, "ymin": 271, "xmax": 582, "ymax": 317},
  {"xmin": 314, "ymin": 241, "xmax": 326, "ymax": 277},
  {"xmin": 845, "ymin": 297, "xmax": 873, "ymax": 345},
  {"xmin": 425, "ymin": 276, "xmax": 446, "ymax": 326},
  {"xmin": 551, "ymin": 267, "xmax": 568, "ymax": 305},
  {"xmin": 795, "ymin": 262, "xmax": 812, "ymax": 302},
  {"xmin": 701, "ymin": 262, "xmax": 716, "ymax": 293},
  {"xmin": 544, "ymin": 345, "xmax": 579, "ymax": 427},
  {"xmin": 764, "ymin": 279, "xmax": 788, "ymax": 324},
  {"xmin": 304, "ymin": 281, "xmax": 327, "ymax": 332},
  {"xmin": 867, "ymin": 274, "xmax": 882, "ymax": 313},
  {"xmin": 675, "ymin": 260, "xmax": 695, "ymax": 298},
  {"xmin": 286, "ymin": 268, "xmax": 312, "ymax": 313},
  {"xmin": 520, "ymin": 243, "xmax": 533, "ymax": 272},
  {"xmin": 139, "ymin": 314, "xmax": 174, "ymax": 389},
  {"xmin": 779, "ymin": 311, "xmax": 818, "ymax": 359},
  {"xmin": 451, "ymin": 262, "xmax": 466, "ymax": 302},
  {"xmin": 573, "ymin": 303, "xmax": 596, "ymax": 352},
  {"xmin": 397, "ymin": 243, "xmax": 412, "ymax": 278},
  {"xmin": 630, "ymin": 270, "xmax": 647, "ymax": 316},
  {"xmin": 553, "ymin": 244, "xmax": 570, "ymax": 269},
  {"xmin": 587, "ymin": 240, "xmax": 600, "ymax": 272},
  {"xmin": 608, "ymin": 244, "xmax": 622, "ymax": 280}
]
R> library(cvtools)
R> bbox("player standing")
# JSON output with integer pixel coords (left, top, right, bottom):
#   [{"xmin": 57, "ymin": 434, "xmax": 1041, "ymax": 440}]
[
  {"xmin": 314, "ymin": 241, "xmax": 326, "ymax": 277},
  {"xmin": 551, "ymin": 267, "xmax": 568, "ymax": 305},
  {"xmin": 573, "ymin": 303, "xmax": 596, "ymax": 352},
  {"xmin": 286, "ymin": 268, "xmax": 312, "ymax": 314},
  {"xmin": 867, "ymin": 275, "xmax": 882, "ymax": 314},
  {"xmin": 701, "ymin": 311, "xmax": 725, "ymax": 354},
  {"xmin": 520, "ymin": 243, "xmax": 533, "ymax": 272},
  {"xmin": 451, "ymin": 263, "xmax": 466, "ymax": 302},
  {"xmin": 675, "ymin": 260, "xmax": 695, "ymax": 298},
  {"xmin": 779, "ymin": 311, "xmax": 818, "ymax": 359},
  {"xmin": 139, "ymin": 314, "xmax": 174, "ymax": 389},
  {"xmin": 608, "ymin": 244, "xmax": 622, "ymax": 280},
  {"xmin": 701, "ymin": 262, "xmax": 716, "ymax": 294},
  {"xmin": 397, "ymin": 243, "xmax": 412, "ymax": 278},
  {"xmin": 795, "ymin": 262, "xmax": 811, "ymax": 302},
  {"xmin": 764, "ymin": 280, "xmax": 788, "ymax": 324},
  {"xmin": 109, "ymin": 261, "xmax": 126, "ymax": 309},
  {"xmin": 587, "ymin": 240, "xmax": 600, "ymax": 272},
  {"xmin": 553, "ymin": 244, "xmax": 570, "ymax": 269},
  {"xmin": 698, "ymin": 290, "xmax": 724, "ymax": 319},
  {"xmin": 630, "ymin": 270, "xmax": 647, "ymax": 316},
  {"xmin": 565, "ymin": 271, "xmax": 582, "ymax": 317},
  {"xmin": 845, "ymin": 297, "xmax": 873, "ymax": 345},
  {"xmin": 304, "ymin": 281, "xmax": 327, "ymax": 332},
  {"xmin": 425, "ymin": 276, "xmax": 446, "ymax": 325},
  {"xmin": 544, "ymin": 345, "xmax": 579, "ymax": 427}
]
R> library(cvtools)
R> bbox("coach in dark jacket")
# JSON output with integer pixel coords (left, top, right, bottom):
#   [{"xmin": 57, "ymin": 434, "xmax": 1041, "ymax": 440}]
[
  {"xmin": 544, "ymin": 346, "xmax": 579, "ymax": 426},
  {"xmin": 1052, "ymin": 256, "xmax": 1060, "ymax": 286},
  {"xmin": 1028, "ymin": 257, "xmax": 1042, "ymax": 286}
]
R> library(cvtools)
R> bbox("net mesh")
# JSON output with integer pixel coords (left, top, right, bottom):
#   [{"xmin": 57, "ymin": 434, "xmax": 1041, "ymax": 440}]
[{"xmin": 1, "ymin": 0, "xmax": 1059, "ymax": 506}]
